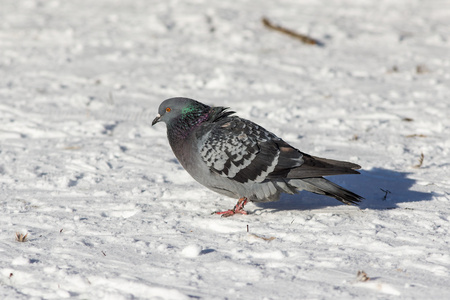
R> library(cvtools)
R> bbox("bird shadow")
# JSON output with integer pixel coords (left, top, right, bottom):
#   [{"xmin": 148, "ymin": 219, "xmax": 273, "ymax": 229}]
[{"xmin": 253, "ymin": 167, "xmax": 432, "ymax": 212}]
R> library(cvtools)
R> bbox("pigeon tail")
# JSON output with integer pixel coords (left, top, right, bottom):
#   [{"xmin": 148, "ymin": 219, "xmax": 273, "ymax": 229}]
[
  {"xmin": 289, "ymin": 177, "xmax": 363, "ymax": 205},
  {"xmin": 285, "ymin": 155, "xmax": 361, "ymax": 179}
]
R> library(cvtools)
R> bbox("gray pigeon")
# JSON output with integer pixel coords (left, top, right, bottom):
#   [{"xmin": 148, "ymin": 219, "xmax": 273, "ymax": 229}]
[{"xmin": 152, "ymin": 97, "xmax": 363, "ymax": 217}]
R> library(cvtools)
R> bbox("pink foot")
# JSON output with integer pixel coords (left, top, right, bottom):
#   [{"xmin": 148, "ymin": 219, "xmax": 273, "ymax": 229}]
[{"xmin": 214, "ymin": 198, "xmax": 248, "ymax": 217}]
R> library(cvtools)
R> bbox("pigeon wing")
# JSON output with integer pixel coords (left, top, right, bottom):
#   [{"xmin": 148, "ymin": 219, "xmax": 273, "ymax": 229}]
[{"xmin": 200, "ymin": 118, "xmax": 296, "ymax": 184}]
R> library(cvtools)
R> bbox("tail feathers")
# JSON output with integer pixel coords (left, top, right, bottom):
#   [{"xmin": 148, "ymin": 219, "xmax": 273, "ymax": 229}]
[
  {"xmin": 286, "ymin": 155, "xmax": 361, "ymax": 179},
  {"xmin": 290, "ymin": 177, "xmax": 363, "ymax": 205},
  {"xmin": 312, "ymin": 156, "xmax": 361, "ymax": 170}
]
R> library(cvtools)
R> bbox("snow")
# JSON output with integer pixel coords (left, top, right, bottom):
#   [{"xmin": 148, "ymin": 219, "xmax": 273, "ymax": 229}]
[
  {"xmin": 181, "ymin": 245, "xmax": 203, "ymax": 258},
  {"xmin": 1, "ymin": 0, "xmax": 449, "ymax": 299}
]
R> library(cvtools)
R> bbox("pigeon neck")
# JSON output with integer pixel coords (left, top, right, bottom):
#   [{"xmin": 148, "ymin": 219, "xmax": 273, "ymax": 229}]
[{"xmin": 167, "ymin": 110, "xmax": 210, "ymax": 143}]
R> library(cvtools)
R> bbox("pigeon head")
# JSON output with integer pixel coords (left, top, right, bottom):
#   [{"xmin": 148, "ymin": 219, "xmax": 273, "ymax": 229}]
[{"xmin": 152, "ymin": 97, "xmax": 210, "ymax": 127}]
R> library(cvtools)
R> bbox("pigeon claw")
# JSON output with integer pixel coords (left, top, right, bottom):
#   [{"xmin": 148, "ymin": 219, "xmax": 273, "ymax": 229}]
[{"xmin": 214, "ymin": 197, "xmax": 248, "ymax": 217}]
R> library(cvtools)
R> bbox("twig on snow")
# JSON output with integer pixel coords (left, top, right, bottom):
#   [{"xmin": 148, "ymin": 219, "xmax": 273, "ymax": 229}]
[
  {"xmin": 249, "ymin": 233, "xmax": 276, "ymax": 242},
  {"xmin": 262, "ymin": 17, "xmax": 323, "ymax": 46},
  {"xmin": 413, "ymin": 153, "xmax": 424, "ymax": 168},
  {"xmin": 380, "ymin": 188, "xmax": 391, "ymax": 201},
  {"xmin": 405, "ymin": 134, "xmax": 427, "ymax": 138}
]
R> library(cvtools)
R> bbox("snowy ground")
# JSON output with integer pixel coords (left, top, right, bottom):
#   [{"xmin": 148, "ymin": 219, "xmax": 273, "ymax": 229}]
[{"xmin": 1, "ymin": 0, "xmax": 450, "ymax": 299}]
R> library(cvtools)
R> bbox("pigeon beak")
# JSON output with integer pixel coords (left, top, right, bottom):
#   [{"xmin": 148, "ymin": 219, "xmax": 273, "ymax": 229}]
[{"xmin": 152, "ymin": 114, "xmax": 161, "ymax": 126}]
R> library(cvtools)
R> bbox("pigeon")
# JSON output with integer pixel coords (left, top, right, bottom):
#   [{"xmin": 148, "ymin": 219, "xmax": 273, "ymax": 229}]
[{"xmin": 152, "ymin": 97, "xmax": 363, "ymax": 217}]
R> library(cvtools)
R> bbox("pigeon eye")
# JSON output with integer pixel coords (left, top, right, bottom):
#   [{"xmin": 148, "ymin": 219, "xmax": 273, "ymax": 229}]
[{"xmin": 166, "ymin": 107, "xmax": 171, "ymax": 112}]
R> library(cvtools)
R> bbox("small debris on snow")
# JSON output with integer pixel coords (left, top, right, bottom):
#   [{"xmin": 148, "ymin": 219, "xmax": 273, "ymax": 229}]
[
  {"xmin": 15, "ymin": 232, "xmax": 28, "ymax": 243},
  {"xmin": 413, "ymin": 153, "xmax": 425, "ymax": 169},
  {"xmin": 356, "ymin": 270, "xmax": 370, "ymax": 282},
  {"xmin": 248, "ymin": 233, "xmax": 276, "ymax": 242},
  {"xmin": 380, "ymin": 188, "xmax": 392, "ymax": 201}
]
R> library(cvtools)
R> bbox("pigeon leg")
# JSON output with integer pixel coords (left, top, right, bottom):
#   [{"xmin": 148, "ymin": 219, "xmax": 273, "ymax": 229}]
[{"xmin": 214, "ymin": 197, "xmax": 248, "ymax": 217}]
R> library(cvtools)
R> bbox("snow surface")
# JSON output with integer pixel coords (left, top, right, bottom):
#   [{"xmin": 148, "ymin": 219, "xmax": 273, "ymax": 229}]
[{"xmin": 1, "ymin": 0, "xmax": 450, "ymax": 299}]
